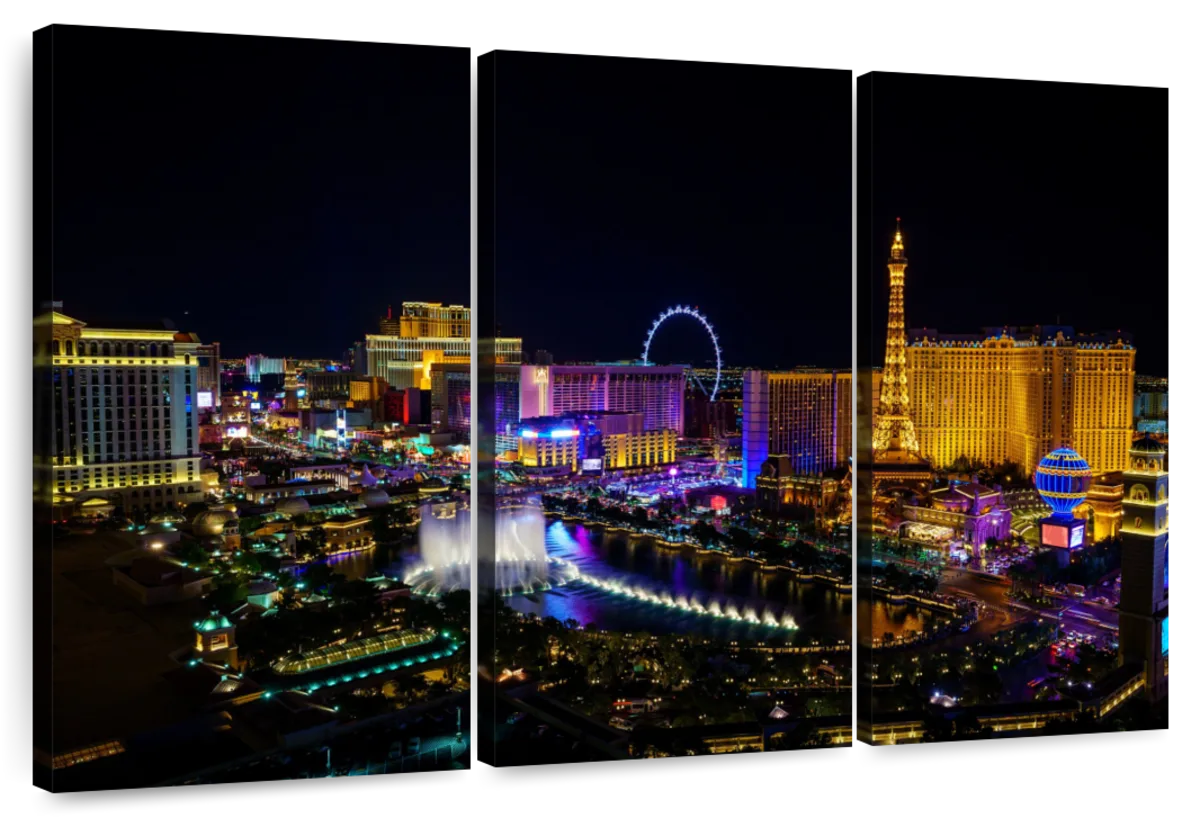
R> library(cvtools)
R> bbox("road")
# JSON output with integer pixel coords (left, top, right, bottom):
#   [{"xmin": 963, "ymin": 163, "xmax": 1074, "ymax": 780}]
[{"xmin": 939, "ymin": 566, "xmax": 1118, "ymax": 645}]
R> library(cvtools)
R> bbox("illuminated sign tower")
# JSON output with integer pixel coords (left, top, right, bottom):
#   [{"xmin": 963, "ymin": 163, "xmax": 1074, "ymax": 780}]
[
  {"xmin": 1035, "ymin": 447, "xmax": 1091, "ymax": 564},
  {"xmin": 1118, "ymin": 434, "xmax": 1168, "ymax": 701}
]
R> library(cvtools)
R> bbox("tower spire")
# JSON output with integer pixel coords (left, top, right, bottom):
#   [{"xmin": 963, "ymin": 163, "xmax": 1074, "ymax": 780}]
[
  {"xmin": 873, "ymin": 219, "xmax": 922, "ymax": 457},
  {"xmin": 891, "ymin": 217, "xmax": 906, "ymax": 261}
]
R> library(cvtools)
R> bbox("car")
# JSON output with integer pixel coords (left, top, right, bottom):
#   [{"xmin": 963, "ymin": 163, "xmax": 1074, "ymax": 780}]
[{"xmin": 506, "ymin": 711, "xmax": 527, "ymax": 725}]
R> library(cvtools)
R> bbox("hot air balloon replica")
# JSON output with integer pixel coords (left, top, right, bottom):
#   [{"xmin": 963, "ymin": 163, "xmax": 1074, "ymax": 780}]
[{"xmin": 1035, "ymin": 447, "xmax": 1091, "ymax": 564}]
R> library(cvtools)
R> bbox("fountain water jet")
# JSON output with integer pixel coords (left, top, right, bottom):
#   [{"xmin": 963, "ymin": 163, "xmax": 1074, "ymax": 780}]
[{"xmin": 406, "ymin": 506, "xmax": 578, "ymax": 598}]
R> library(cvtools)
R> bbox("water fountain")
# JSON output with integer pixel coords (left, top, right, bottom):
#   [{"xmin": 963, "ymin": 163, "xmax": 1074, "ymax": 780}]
[
  {"xmin": 405, "ymin": 506, "xmax": 577, "ymax": 597},
  {"xmin": 573, "ymin": 572, "xmax": 800, "ymax": 630}
]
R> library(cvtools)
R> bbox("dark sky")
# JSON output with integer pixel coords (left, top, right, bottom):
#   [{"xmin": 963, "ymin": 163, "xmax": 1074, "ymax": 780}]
[{"xmin": 52, "ymin": 49, "xmax": 1159, "ymax": 374}]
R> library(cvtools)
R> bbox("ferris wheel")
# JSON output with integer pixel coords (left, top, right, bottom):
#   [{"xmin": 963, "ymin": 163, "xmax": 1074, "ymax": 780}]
[{"xmin": 641, "ymin": 305, "xmax": 722, "ymax": 400}]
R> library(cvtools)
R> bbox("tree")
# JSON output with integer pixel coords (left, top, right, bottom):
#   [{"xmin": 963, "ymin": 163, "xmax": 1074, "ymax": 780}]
[
  {"xmin": 208, "ymin": 574, "xmax": 249, "ymax": 610},
  {"xmin": 175, "ymin": 539, "xmax": 214, "ymax": 568},
  {"xmin": 303, "ymin": 561, "xmax": 336, "ymax": 593},
  {"xmin": 296, "ymin": 527, "xmax": 327, "ymax": 560},
  {"xmin": 238, "ymin": 515, "xmax": 264, "ymax": 536}
]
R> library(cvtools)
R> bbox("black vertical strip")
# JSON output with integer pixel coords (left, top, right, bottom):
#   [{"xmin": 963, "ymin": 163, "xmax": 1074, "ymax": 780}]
[
  {"xmin": 32, "ymin": 311, "xmax": 56, "ymax": 772},
  {"xmin": 854, "ymin": 70, "xmax": 875, "ymax": 746},
  {"xmin": 476, "ymin": 49, "xmax": 499, "ymax": 767}
]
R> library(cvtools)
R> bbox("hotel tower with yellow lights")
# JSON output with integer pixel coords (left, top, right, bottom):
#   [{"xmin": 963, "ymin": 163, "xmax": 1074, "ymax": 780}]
[
  {"xmin": 877, "ymin": 224, "xmax": 1136, "ymax": 477},
  {"xmin": 907, "ymin": 324, "xmax": 1135, "ymax": 476},
  {"xmin": 43, "ymin": 311, "xmax": 204, "ymax": 520},
  {"xmin": 366, "ymin": 301, "xmax": 522, "ymax": 390}
]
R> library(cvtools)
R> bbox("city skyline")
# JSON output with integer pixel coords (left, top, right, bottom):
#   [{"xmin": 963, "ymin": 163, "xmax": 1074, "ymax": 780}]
[
  {"xmin": 34, "ymin": 29, "xmax": 1172, "ymax": 783},
  {"xmin": 44, "ymin": 35, "xmax": 1171, "ymax": 371}
]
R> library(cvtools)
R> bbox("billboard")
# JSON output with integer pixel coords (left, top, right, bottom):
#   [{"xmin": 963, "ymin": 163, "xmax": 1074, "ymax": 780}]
[
  {"xmin": 197, "ymin": 390, "xmax": 214, "ymax": 409},
  {"xmin": 581, "ymin": 457, "xmax": 603, "ymax": 473},
  {"xmin": 1040, "ymin": 517, "xmax": 1085, "ymax": 549},
  {"xmin": 1042, "ymin": 524, "xmax": 1068, "ymax": 548}
]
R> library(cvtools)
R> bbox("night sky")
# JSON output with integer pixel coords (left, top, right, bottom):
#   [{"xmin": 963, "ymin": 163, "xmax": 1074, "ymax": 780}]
[{"xmin": 51, "ymin": 45, "xmax": 1159, "ymax": 375}]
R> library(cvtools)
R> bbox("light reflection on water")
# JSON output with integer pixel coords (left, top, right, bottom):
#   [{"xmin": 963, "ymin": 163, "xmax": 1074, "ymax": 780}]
[
  {"xmin": 503, "ymin": 520, "xmax": 850, "ymax": 642},
  {"xmin": 300, "ymin": 518, "xmax": 855, "ymax": 643}
]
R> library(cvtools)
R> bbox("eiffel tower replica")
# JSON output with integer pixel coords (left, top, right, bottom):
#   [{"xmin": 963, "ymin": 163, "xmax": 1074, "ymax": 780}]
[{"xmin": 872, "ymin": 220, "xmax": 931, "ymax": 486}]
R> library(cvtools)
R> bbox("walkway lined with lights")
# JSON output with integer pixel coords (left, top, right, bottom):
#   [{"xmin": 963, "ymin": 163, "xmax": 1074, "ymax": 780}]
[{"xmin": 273, "ymin": 628, "xmax": 437, "ymax": 675}]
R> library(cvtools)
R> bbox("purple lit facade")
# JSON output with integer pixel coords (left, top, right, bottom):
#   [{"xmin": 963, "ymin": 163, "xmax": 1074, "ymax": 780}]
[{"xmin": 904, "ymin": 482, "xmax": 1012, "ymax": 545}]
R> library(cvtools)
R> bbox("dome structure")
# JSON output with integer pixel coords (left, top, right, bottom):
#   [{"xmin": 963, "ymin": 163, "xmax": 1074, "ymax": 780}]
[
  {"xmin": 1035, "ymin": 448, "xmax": 1092, "ymax": 517},
  {"xmin": 1128, "ymin": 434, "xmax": 1167, "ymax": 474},
  {"xmin": 1131, "ymin": 435, "xmax": 1166, "ymax": 455},
  {"xmin": 194, "ymin": 611, "xmax": 233, "ymax": 633},
  {"xmin": 275, "ymin": 497, "xmax": 311, "ymax": 517},
  {"xmin": 192, "ymin": 508, "xmax": 238, "ymax": 537},
  {"xmin": 359, "ymin": 488, "xmax": 391, "ymax": 509}
]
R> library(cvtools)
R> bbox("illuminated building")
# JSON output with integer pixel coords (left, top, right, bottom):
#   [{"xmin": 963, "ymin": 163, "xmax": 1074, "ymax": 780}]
[
  {"xmin": 907, "ymin": 325, "xmax": 1135, "ymax": 476},
  {"xmin": 304, "ymin": 370, "xmax": 352, "ymax": 404},
  {"xmin": 322, "ymin": 514, "xmax": 375, "ymax": 553},
  {"xmin": 516, "ymin": 411, "xmax": 677, "ymax": 475},
  {"xmin": 191, "ymin": 340, "xmax": 221, "ymax": 403},
  {"xmin": 192, "ymin": 611, "xmax": 238, "ymax": 667},
  {"xmin": 427, "ymin": 360, "xmax": 520, "ymax": 443},
  {"xmin": 516, "ymin": 417, "xmax": 580, "ymax": 475},
  {"xmin": 369, "ymin": 301, "xmax": 520, "ymax": 389},
  {"xmin": 245, "ymin": 353, "xmax": 286, "ymax": 383},
  {"xmin": 46, "ymin": 311, "xmax": 204, "ymax": 518},
  {"xmin": 902, "ymin": 481, "xmax": 1011, "ymax": 553},
  {"xmin": 1079, "ymin": 471, "xmax": 1124, "ymax": 542},
  {"xmin": 742, "ymin": 369, "xmax": 851, "ymax": 489},
  {"xmin": 379, "ymin": 302, "xmax": 470, "ymax": 339},
  {"xmin": 754, "ymin": 454, "xmax": 842, "ymax": 522},
  {"xmin": 367, "ymin": 335, "xmax": 522, "ymax": 390},
  {"xmin": 871, "ymin": 222, "xmax": 932, "ymax": 484},
  {"xmin": 1134, "ymin": 375, "xmax": 1167, "ymax": 435},
  {"xmin": 579, "ymin": 411, "xmax": 677, "ymax": 472},
  {"xmin": 384, "ymin": 387, "xmax": 423, "ymax": 424},
  {"xmin": 220, "ymin": 393, "xmax": 251, "ymax": 440},
  {"xmin": 1118, "ymin": 435, "xmax": 1168, "ymax": 702},
  {"xmin": 348, "ymin": 375, "xmax": 388, "ymax": 419},
  {"xmin": 518, "ymin": 364, "xmax": 686, "ymax": 435}
]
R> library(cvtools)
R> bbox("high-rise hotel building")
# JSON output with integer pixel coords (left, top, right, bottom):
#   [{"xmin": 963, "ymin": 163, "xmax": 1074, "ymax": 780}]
[
  {"xmin": 46, "ymin": 312, "xmax": 204, "ymax": 518},
  {"xmin": 366, "ymin": 301, "xmax": 522, "ymax": 389},
  {"xmin": 517, "ymin": 364, "xmax": 687, "ymax": 436},
  {"xmin": 743, "ymin": 369, "xmax": 852, "ymax": 489},
  {"xmin": 379, "ymin": 301, "xmax": 470, "ymax": 339},
  {"xmin": 906, "ymin": 326, "xmax": 1135, "ymax": 475},
  {"xmin": 432, "ymin": 362, "xmax": 686, "ymax": 455}
]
